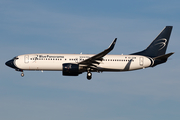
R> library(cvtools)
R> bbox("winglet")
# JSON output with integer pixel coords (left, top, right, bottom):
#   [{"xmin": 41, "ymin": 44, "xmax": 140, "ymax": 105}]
[{"xmin": 108, "ymin": 38, "xmax": 117, "ymax": 50}]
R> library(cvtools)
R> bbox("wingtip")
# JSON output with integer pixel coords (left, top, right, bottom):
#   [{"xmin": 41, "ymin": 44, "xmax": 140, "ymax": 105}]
[
  {"xmin": 114, "ymin": 38, "xmax": 117, "ymax": 43},
  {"xmin": 170, "ymin": 52, "xmax": 175, "ymax": 55},
  {"xmin": 112, "ymin": 38, "xmax": 117, "ymax": 45},
  {"xmin": 108, "ymin": 38, "xmax": 117, "ymax": 50}
]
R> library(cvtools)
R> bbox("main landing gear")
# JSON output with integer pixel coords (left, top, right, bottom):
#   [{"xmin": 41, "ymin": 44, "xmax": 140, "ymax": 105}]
[{"xmin": 87, "ymin": 72, "xmax": 92, "ymax": 80}]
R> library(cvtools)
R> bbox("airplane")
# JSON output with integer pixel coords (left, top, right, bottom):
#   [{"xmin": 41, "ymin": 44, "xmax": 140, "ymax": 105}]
[{"xmin": 5, "ymin": 26, "xmax": 174, "ymax": 80}]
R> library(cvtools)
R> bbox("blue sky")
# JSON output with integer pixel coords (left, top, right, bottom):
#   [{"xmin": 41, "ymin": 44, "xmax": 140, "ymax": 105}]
[{"xmin": 1, "ymin": 0, "xmax": 180, "ymax": 120}]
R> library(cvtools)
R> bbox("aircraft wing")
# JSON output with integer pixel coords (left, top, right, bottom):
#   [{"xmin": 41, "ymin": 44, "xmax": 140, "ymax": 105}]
[{"xmin": 78, "ymin": 38, "xmax": 117, "ymax": 68}]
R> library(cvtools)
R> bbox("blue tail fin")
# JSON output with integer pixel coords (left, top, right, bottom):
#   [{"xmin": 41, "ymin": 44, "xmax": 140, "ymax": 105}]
[{"xmin": 131, "ymin": 26, "xmax": 173, "ymax": 57}]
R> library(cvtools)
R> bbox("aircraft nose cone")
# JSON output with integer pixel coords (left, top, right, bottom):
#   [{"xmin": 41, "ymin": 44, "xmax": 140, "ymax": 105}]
[{"xmin": 5, "ymin": 59, "xmax": 15, "ymax": 68}]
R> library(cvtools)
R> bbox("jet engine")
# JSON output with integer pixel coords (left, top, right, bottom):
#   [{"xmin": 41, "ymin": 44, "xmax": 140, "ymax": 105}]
[{"xmin": 62, "ymin": 63, "xmax": 81, "ymax": 76}]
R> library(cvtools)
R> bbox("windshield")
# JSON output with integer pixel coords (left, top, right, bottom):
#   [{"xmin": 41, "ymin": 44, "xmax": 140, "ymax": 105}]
[{"xmin": 13, "ymin": 56, "xmax": 19, "ymax": 60}]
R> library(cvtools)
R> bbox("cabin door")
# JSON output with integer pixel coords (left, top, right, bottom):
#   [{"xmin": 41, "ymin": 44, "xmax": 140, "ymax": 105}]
[
  {"xmin": 139, "ymin": 57, "xmax": 144, "ymax": 66},
  {"xmin": 24, "ymin": 55, "xmax": 29, "ymax": 63}
]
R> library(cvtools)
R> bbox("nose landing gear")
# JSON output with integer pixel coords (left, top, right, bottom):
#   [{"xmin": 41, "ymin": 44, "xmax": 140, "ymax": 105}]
[
  {"xmin": 87, "ymin": 72, "xmax": 92, "ymax": 80},
  {"xmin": 21, "ymin": 72, "xmax": 24, "ymax": 77}
]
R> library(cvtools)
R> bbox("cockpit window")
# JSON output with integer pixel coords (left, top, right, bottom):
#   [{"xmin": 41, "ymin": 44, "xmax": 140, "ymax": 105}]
[{"xmin": 13, "ymin": 57, "xmax": 19, "ymax": 60}]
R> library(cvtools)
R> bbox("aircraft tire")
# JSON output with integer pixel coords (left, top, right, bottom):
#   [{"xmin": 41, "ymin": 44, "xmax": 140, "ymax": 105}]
[
  {"xmin": 87, "ymin": 72, "xmax": 92, "ymax": 80},
  {"xmin": 21, "ymin": 73, "xmax": 24, "ymax": 77}
]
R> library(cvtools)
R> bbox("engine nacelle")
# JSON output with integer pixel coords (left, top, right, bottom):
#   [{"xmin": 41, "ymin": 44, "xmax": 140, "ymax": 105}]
[{"xmin": 62, "ymin": 63, "xmax": 80, "ymax": 76}]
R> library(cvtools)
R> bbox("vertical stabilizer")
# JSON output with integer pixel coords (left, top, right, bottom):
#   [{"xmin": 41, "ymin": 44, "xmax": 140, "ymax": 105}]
[{"xmin": 131, "ymin": 26, "xmax": 173, "ymax": 57}]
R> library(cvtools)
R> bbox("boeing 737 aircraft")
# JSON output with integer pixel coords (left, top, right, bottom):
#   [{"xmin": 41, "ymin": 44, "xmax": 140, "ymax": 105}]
[{"xmin": 6, "ymin": 26, "xmax": 174, "ymax": 80}]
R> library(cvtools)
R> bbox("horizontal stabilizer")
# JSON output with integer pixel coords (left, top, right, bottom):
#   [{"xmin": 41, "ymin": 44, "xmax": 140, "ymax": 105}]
[
  {"xmin": 151, "ymin": 52, "xmax": 174, "ymax": 67},
  {"xmin": 153, "ymin": 52, "xmax": 174, "ymax": 60}
]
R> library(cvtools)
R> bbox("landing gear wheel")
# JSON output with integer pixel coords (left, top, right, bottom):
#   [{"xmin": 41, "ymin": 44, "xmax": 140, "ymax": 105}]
[
  {"xmin": 21, "ymin": 72, "xmax": 24, "ymax": 77},
  {"xmin": 87, "ymin": 72, "xmax": 92, "ymax": 80}
]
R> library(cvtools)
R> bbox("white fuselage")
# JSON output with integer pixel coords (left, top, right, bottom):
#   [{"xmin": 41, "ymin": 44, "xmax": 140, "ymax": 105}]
[{"xmin": 14, "ymin": 54, "xmax": 153, "ymax": 72}]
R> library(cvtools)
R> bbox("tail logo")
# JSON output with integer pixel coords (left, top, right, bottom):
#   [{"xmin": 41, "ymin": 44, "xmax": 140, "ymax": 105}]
[{"xmin": 155, "ymin": 38, "xmax": 167, "ymax": 50}]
